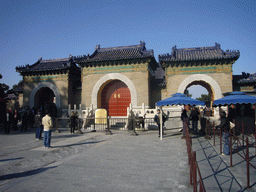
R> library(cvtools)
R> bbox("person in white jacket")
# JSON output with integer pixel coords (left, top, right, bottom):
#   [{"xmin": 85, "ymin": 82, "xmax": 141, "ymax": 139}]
[{"xmin": 42, "ymin": 110, "xmax": 53, "ymax": 148}]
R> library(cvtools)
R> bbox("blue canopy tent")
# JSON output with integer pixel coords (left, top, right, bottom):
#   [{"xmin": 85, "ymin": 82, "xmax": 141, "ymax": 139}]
[
  {"xmin": 213, "ymin": 92, "xmax": 256, "ymax": 133},
  {"xmin": 212, "ymin": 91, "xmax": 256, "ymax": 106},
  {"xmin": 156, "ymin": 93, "xmax": 205, "ymax": 107},
  {"xmin": 156, "ymin": 93, "xmax": 205, "ymax": 140}
]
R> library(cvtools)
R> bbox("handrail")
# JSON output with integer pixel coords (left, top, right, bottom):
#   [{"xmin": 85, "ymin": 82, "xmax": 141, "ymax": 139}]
[
  {"xmin": 185, "ymin": 121, "xmax": 206, "ymax": 192},
  {"xmin": 211, "ymin": 120, "xmax": 256, "ymax": 188}
]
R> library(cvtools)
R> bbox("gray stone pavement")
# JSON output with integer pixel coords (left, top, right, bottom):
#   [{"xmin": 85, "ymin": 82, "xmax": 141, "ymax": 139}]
[
  {"xmin": 0, "ymin": 128, "xmax": 192, "ymax": 192},
  {"xmin": 191, "ymin": 133, "xmax": 256, "ymax": 192},
  {"xmin": 0, "ymin": 127, "xmax": 255, "ymax": 191}
]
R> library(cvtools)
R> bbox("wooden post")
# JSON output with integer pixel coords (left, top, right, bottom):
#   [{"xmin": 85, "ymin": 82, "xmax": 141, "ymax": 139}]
[
  {"xmin": 220, "ymin": 131, "xmax": 222, "ymax": 154},
  {"xmin": 160, "ymin": 107, "xmax": 163, "ymax": 140},
  {"xmin": 213, "ymin": 122, "xmax": 216, "ymax": 146},
  {"xmin": 246, "ymin": 137, "xmax": 250, "ymax": 188},
  {"xmin": 242, "ymin": 121, "xmax": 245, "ymax": 147},
  {"xmin": 193, "ymin": 152, "xmax": 197, "ymax": 192},
  {"xmin": 230, "ymin": 129, "xmax": 233, "ymax": 167}
]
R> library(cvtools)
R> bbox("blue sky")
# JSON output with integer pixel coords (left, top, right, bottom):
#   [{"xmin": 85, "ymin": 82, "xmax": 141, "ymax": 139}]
[{"xmin": 1, "ymin": 0, "xmax": 255, "ymax": 98}]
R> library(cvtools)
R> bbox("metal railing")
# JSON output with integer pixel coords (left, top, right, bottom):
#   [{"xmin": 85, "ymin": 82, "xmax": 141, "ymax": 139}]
[
  {"xmin": 207, "ymin": 120, "xmax": 256, "ymax": 189},
  {"xmin": 57, "ymin": 116, "xmax": 182, "ymax": 132},
  {"xmin": 185, "ymin": 121, "xmax": 206, "ymax": 192}
]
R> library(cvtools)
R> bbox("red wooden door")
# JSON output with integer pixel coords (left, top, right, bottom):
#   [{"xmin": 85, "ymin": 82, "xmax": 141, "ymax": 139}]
[{"xmin": 101, "ymin": 80, "xmax": 131, "ymax": 116}]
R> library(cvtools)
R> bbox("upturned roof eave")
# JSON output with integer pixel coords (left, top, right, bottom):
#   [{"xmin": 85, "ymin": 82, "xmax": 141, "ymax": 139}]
[
  {"xmin": 76, "ymin": 55, "xmax": 155, "ymax": 65},
  {"xmin": 159, "ymin": 55, "xmax": 240, "ymax": 64},
  {"xmin": 16, "ymin": 66, "xmax": 71, "ymax": 74}
]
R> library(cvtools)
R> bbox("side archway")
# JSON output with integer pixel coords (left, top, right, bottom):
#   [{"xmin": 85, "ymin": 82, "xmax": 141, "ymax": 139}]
[
  {"xmin": 30, "ymin": 82, "xmax": 61, "ymax": 109},
  {"xmin": 92, "ymin": 73, "xmax": 137, "ymax": 108},
  {"xmin": 177, "ymin": 74, "xmax": 223, "ymax": 100}
]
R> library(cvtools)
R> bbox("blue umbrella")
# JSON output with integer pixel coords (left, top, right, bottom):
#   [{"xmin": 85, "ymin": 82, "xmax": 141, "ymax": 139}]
[
  {"xmin": 156, "ymin": 93, "xmax": 205, "ymax": 107},
  {"xmin": 212, "ymin": 91, "xmax": 256, "ymax": 107}
]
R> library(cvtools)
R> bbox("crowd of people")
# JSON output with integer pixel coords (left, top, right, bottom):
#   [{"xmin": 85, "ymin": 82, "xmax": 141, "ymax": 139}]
[
  {"xmin": 3, "ymin": 104, "xmax": 83, "ymax": 148},
  {"xmin": 180, "ymin": 104, "xmax": 233, "ymax": 156},
  {"xmin": 3, "ymin": 104, "xmax": 233, "ymax": 153},
  {"xmin": 4, "ymin": 107, "xmax": 35, "ymax": 134},
  {"xmin": 180, "ymin": 105, "xmax": 203, "ymax": 138}
]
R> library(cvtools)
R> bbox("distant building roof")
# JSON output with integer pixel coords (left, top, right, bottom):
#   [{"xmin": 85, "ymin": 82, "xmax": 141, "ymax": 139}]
[
  {"xmin": 4, "ymin": 93, "xmax": 18, "ymax": 100},
  {"xmin": 238, "ymin": 73, "xmax": 256, "ymax": 84},
  {"xmin": 159, "ymin": 43, "xmax": 240, "ymax": 63},
  {"xmin": 74, "ymin": 41, "xmax": 155, "ymax": 64},
  {"xmin": 16, "ymin": 56, "xmax": 79, "ymax": 74},
  {"xmin": 154, "ymin": 64, "xmax": 165, "ymax": 79}
]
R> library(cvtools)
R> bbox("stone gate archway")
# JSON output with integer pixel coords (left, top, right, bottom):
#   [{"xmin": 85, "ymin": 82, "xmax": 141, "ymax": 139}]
[
  {"xmin": 100, "ymin": 80, "xmax": 131, "ymax": 116},
  {"xmin": 30, "ymin": 82, "xmax": 60, "ymax": 109},
  {"xmin": 177, "ymin": 74, "xmax": 222, "ymax": 102},
  {"xmin": 92, "ymin": 73, "xmax": 137, "ymax": 110},
  {"xmin": 34, "ymin": 87, "xmax": 55, "ymax": 110}
]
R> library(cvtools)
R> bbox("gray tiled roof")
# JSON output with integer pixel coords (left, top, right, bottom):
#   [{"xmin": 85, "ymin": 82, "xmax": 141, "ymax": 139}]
[
  {"xmin": 16, "ymin": 56, "xmax": 76, "ymax": 73},
  {"xmin": 74, "ymin": 41, "xmax": 154, "ymax": 63},
  {"xmin": 159, "ymin": 43, "xmax": 240, "ymax": 62},
  {"xmin": 238, "ymin": 73, "xmax": 256, "ymax": 84}
]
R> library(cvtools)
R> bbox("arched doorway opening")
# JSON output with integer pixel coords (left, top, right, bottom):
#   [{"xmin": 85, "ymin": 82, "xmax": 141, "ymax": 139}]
[
  {"xmin": 100, "ymin": 80, "xmax": 131, "ymax": 116},
  {"xmin": 34, "ymin": 87, "xmax": 55, "ymax": 111},
  {"xmin": 185, "ymin": 80, "xmax": 214, "ymax": 108}
]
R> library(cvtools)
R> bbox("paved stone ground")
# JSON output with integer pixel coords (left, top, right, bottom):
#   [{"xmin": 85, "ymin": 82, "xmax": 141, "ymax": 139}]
[
  {"xmin": 0, "ymin": 127, "xmax": 255, "ymax": 192},
  {"xmin": 192, "ymin": 133, "xmax": 256, "ymax": 192},
  {"xmin": 0, "ymin": 128, "xmax": 192, "ymax": 192}
]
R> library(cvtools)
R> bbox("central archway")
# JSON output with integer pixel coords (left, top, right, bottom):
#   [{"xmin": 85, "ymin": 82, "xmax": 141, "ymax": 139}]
[
  {"xmin": 92, "ymin": 73, "xmax": 138, "ymax": 111},
  {"xmin": 101, "ymin": 80, "xmax": 131, "ymax": 116}
]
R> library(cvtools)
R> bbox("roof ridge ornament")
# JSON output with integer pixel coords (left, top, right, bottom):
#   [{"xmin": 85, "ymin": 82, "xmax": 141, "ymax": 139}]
[
  {"xmin": 95, "ymin": 44, "xmax": 100, "ymax": 50},
  {"xmin": 171, "ymin": 45, "xmax": 177, "ymax": 58},
  {"xmin": 215, "ymin": 42, "xmax": 221, "ymax": 49},
  {"xmin": 140, "ymin": 41, "xmax": 146, "ymax": 50}
]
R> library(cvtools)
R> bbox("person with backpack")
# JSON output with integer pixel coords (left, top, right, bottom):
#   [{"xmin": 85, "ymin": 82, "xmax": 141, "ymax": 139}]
[{"xmin": 34, "ymin": 110, "xmax": 43, "ymax": 140}]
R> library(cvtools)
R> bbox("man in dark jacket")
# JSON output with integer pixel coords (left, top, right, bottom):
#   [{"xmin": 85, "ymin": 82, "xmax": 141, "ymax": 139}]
[
  {"xmin": 154, "ymin": 109, "xmax": 166, "ymax": 137},
  {"xmin": 5, "ymin": 109, "xmax": 12, "ymax": 134},
  {"xmin": 216, "ymin": 111, "xmax": 230, "ymax": 155},
  {"xmin": 190, "ymin": 107, "xmax": 200, "ymax": 134},
  {"xmin": 21, "ymin": 112, "xmax": 28, "ymax": 132},
  {"xmin": 34, "ymin": 110, "xmax": 43, "ymax": 140},
  {"xmin": 12, "ymin": 109, "xmax": 21, "ymax": 131}
]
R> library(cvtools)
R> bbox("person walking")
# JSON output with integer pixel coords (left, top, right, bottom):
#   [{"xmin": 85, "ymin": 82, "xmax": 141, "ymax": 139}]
[
  {"xmin": 181, "ymin": 108, "xmax": 189, "ymax": 139},
  {"xmin": 34, "ymin": 110, "xmax": 43, "ymax": 140},
  {"xmin": 5, "ymin": 109, "xmax": 12, "ymax": 134},
  {"xmin": 215, "ymin": 111, "xmax": 231, "ymax": 155},
  {"xmin": 154, "ymin": 109, "xmax": 166, "ymax": 137},
  {"xmin": 13, "ymin": 109, "xmax": 21, "ymax": 131},
  {"xmin": 21, "ymin": 111, "xmax": 28, "ymax": 132},
  {"xmin": 42, "ymin": 110, "xmax": 53, "ymax": 148},
  {"xmin": 70, "ymin": 112, "xmax": 76, "ymax": 134},
  {"xmin": 190, "ymin": 107, "xmax": 199, "ymax": 134}
]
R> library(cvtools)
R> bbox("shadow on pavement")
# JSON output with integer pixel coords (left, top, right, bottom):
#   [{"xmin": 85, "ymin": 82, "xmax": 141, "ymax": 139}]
[
  {"xmin": 51, "ymin": 134, "xmax": 81, "ymax": 139},
  {"xmin": 0, "ymin": 157, "xmax": 24, "ymax": 162},
  {"xmin": 0, "ymin": 166, "xmax": 57, "ymax": 181},
  {"xmin": 52, "ymin": 140, "xmax": 105, "ymax": 148}
]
